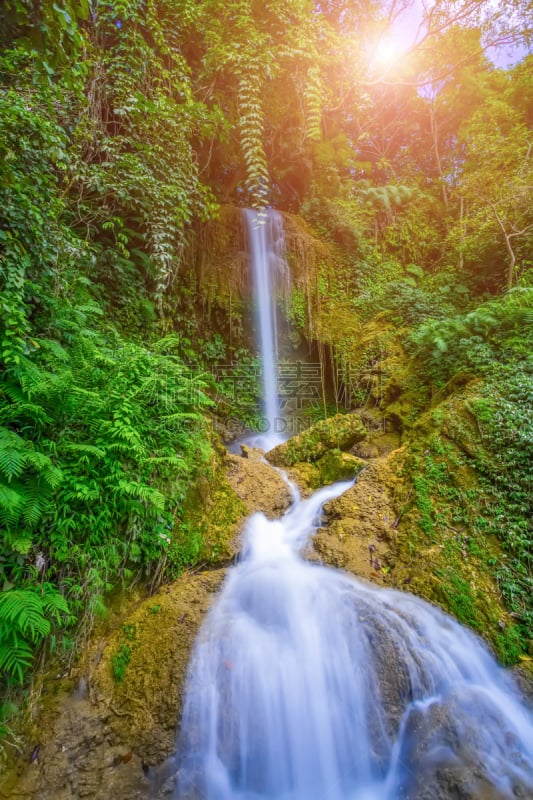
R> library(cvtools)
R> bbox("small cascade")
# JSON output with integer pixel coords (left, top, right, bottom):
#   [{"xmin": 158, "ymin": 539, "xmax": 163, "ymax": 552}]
[
  {"xmin": 175, "ymin": 477, "xmax": 533, "ymax": 799},
  {"xmin": 244, "ymin": 209, "xmax": 289, "ymax": 450}
]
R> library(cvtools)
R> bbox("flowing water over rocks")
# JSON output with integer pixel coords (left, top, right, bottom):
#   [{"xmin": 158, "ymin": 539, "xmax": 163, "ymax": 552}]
[{"xmin": 175, "ymin": 473, "xmax": 533, "ymax": 800}]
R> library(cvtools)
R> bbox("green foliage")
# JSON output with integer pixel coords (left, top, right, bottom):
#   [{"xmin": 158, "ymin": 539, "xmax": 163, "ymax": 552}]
[
  {"xmin": 0, "ymin": 585, "xmax": 69, "ymax": 684},
  {"xmin": 112, "ymin": 644, "xmax": 132, "ymax": 684},
  {"xmin": 470, "ymin": 369, "xmax": 533, "ymax": 640},
  {"xmin": 0, "ymin": 6, "xmax": 216, "ymax": 694},
  {"xmin": 304, "ymin": 65, "xmax": 322, "ymax": 142},
  {"xmin": 410, "ymin": 288, "xmax": 533, "ymax": 385},
  {"xmin": 111, "ymin": 624, "xmax": 138, "ymax": 685},
  {"xmin": 111, "ymin": 620, "xmax": 138, "ymax": 684},
  {"xmin": 0, "ymin": 307, "xmax": 213, "ymax": 687},
  {"xmin": 237, "ymin": 61, "xmax": 270, "ymax": 208}
]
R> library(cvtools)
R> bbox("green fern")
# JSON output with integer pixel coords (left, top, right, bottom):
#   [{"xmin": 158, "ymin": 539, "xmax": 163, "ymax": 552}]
[
  {"xmin": 0, "ymin": 640, "xmax": 33, "ymax": 685},
  {"xmin": 0, "ymin": 590, "xmax": 51, "ymax": 642},
  {"xmin": 0, "ymin": 485, "xmax": 24, "ymax": 519},
  {"xmin": 0, "ymin": 586, "xmax": 69, "ymax": 684},
  {"xmin": 0, "ymin": 430, "xmax": 26, "ymax": 481}
]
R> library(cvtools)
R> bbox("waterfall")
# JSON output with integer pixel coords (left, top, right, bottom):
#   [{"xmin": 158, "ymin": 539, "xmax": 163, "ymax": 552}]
[
  {"xmin": 175, "ymin": 477, "xmax": 533, "ymax": 799},
  {"xmin": 174, "ymin": 207, "xmax": 533, "ymax": 799},
  {"xmin": 244, "ymin": 209, "xmax": 288, "ymax": 450}
]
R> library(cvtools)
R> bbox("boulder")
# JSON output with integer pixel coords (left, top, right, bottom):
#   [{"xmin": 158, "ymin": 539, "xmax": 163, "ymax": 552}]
[
  {"xmin": 225, "ymin": 452, "xmax": 292, "ymax": 518},
  {"xmin": 267, "ymin": 413, "xmax": 367, "ymax": 467},
  {"xmin": 392, "ymin": 686, "xmax": 533, "ymax": 799}
]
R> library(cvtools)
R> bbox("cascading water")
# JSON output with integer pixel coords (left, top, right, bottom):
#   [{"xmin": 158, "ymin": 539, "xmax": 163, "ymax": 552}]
[
  {"xmin": 244, "ymin": 209, "xmax": 288, "ymax": 450},
  {"xmin": 174, "ymin": 208, "xmax": 533, "ymax": 799},
  {"xmin": 175, "ymin": 475, "xmax": 533, "ymax": 799}
]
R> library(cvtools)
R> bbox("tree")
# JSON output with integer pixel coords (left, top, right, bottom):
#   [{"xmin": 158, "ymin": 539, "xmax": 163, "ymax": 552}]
[{"xmin": 458, "ymin": 95, "xmax": 533, "ymax": 288}]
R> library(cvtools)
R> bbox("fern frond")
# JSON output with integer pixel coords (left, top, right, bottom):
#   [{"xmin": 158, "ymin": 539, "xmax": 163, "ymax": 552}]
[
  {"xmin": 304, "ymin": 65, "xmax": 322, "ymax": 142},
  {"xmin": 40, "ymin": 586, "xmax": 69, "ymax": 623},
  {"xmin": 62, "ymin": 443, "xmax": 106, "ymax": 458},
  {"xmin": 23, "ymin": 450, "xmax": 52, "ymax": 472},
  {"xmin": 0, "ymin": 402, "xmax": 53, "ymax": 426},
  {"xmin": 41, "ymin": 464, "xmax": 63, "ymax": 489},
  {"xmin": 115, "ymin": 480, "xmax": 166, "ymax": 511},
  {"xmin": 21, "ymin": 479, "xmax": 46, "ymax": 526},
  {"xmin": 0, "ymin": 429, "xmax": 26, "ymax": 481},
  {"xmin": 0, "ymin": 590, "xmax": 51, "ymax": 642},
  {"xmin": 36, "ymin": 338, "xmax": 70, "ymax": 362},
  {"xmin": 0, "ymin": 483, "xmax": 25, "ymax": 516},
  {"xmin": 0, "ymin": 639, "xmax": 34, "ymax": 684}
]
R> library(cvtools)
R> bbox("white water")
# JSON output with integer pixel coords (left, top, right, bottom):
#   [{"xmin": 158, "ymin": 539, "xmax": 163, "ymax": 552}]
[
  {"xmin": 176, "ymin": 477, "xmax": 533, "ymax": 799},
  {"xmin": 244, "ymin": 209, "xmax": 288, "ymax": 450}
]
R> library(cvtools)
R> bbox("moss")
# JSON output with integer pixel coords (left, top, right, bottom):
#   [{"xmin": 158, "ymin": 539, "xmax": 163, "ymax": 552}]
[
  {"xmin": 174, "ymin": 463, "xmax": 247, "ymax": 572},
  {"xmin": 267, "ymin": 412, "xmax": 367, "ymax": 467},
  {"xmin": 287, "ymin": 462, "xmax": 322, "ymax": 491},
  {"xmin": 392, "ymin": 394, "xmax": 530, "ymax": 665},
  {"xmin": 315, "ymin": 449, "xmax": 366, "ymax": 485},
  {"xmin": 433, "ymin": 568, "xmax": 481, "ymax": 631}
]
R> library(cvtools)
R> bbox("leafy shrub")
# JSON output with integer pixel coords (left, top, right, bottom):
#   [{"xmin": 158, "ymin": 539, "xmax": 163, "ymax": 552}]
[
  {"xmin": 470, "ymin": 368, "xmax": 533, "ymax": 639},
  {"xmin": 410, "ymin": 289, "xmax": 533, "ymax": 385}
]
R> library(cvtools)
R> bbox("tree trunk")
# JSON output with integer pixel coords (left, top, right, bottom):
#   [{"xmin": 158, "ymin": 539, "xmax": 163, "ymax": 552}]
[{"xmin": 430, "ymin": 104, "xmax": 449, "ymax": 211}]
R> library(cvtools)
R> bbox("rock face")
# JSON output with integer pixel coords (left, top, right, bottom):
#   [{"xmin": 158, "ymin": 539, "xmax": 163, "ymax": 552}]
[
  {"xmin": 287, "ymin": 449, "xmax": 366, "ymax": 493},
  {"xmin": 393, "ymin": 687, "xmax": 533, "ymax": 800},
  {"xmin": 266, "ymin": 412, "xmax": 367, "ymax": 466},
  {"xmin": 225, "ymin": 451, "xmax": 292, "ymax": 518},
  {"xmin": 313, "ymin": 449, "xmax": 407, "ymax": 583}
]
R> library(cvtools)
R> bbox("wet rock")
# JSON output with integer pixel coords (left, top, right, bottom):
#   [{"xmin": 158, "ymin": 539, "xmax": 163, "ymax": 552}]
[
  {"xmin": 393, "ymin": 687, "xmax": 533, "ymax": 799},
  {"xmin": 239, "ymin": 444, "xmax": 264, "ymax": 461},
  {"xmin": 313, "ymin": 449, "xmax": 407, "ymax": 583},
  {"xmin": 352, "ymin": 441, "xmax": 380, "ymax": 459},
  {"xmin": 287, "ymin": 461, "xmax": 321, "ymax": 495},
  {"xmin": 288, "ymin": 450, "xmax": 366, "ymax": 493},
  {"xmin": 512, "ymin": 665, "xmax": 533, "ymax": 705},
  {"xmin": 315, "ymin": 449, "xmax": 366, "ymax": 484},
  {"xmin": 266, "ymin": 412, "xmax": 367, "ymax": 467},
  {"xmin": 352, "ymin": 430, "xmax": 401, "ymax": 460},
  {"xmin": 225, "ymin": 452, "xmax": 292, "ymax": 518}
]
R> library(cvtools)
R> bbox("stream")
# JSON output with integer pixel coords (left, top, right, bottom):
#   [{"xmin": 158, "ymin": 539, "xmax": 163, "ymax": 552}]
[{"xmin": 175, "ymin": 473, "xmax": 533, "ymax": 799}]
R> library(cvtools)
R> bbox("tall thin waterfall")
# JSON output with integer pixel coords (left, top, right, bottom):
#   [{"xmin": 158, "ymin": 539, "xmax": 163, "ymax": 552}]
[
  {"xmin": 175, "ymin": 475, "xmax": 533, "ymax": 799},
  {"xmin": 244, "ymin": 209, "xmax": 287, "ymax": 449}
]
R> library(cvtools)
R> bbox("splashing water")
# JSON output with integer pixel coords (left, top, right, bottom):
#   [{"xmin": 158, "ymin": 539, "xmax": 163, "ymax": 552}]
[{"xmin": 175, "ymin": 478, "xmax": 533, "ymax": 799}]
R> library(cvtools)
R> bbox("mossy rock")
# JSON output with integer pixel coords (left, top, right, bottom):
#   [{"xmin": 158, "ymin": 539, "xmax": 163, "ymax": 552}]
[
  {"xmin": 288, "ymin": 462, "xmax": 322, "ymax": 492},
  {"xmin": 289, "ymin": 451, "xmax": 366, "ymax": 492},
  {"xmin": 267, "ymin": 413, "xmax": 367, "ymax": 467},
  {"xmin": 315, "ymin": 449, "xmax": 366, "ymax": 485}
]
